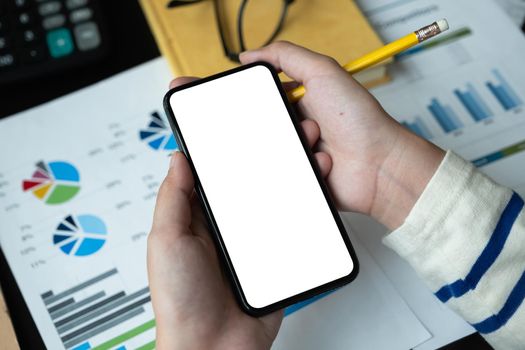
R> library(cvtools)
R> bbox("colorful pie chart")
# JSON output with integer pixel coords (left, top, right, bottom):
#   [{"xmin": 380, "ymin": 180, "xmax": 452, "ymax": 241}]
[
  {"xmin": 22, "ymin": 161, "xmax": 81, "ymax": 205},
  {"xmin": 53, "ymin": 215, "xmax": 107, "ymax": 256}
]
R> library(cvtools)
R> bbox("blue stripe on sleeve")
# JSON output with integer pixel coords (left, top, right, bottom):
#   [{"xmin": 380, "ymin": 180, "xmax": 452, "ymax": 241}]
[
  {"xmin": 472, "ymin": 268, "xmax": 525, "ymax": 333},
  {"xmin": 435, "ymin": 192, "xmax": 524, "ymax": 303}
]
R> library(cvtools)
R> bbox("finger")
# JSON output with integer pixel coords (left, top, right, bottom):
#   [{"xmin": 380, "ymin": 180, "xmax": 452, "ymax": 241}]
[
  {"xmin": 169, "ymin": 76, "xmax": 200, "ymax": 89},
  {"xmin": 301, "ymin": 119, "xmax": 320, "ymax": 148},
  {"xmin": 314, "ymin": 152, "xmax": 332, "ymax": 178},
  {"xmin": 239, "ymin": 41, "xmax": 341, "ymax": 84},
  {"xmin": 151, "ymin": 152, "xmax": 195, "ymax": 237},
  {"xmin": 189, "ymin": 195, "xmax": 213, "ymax": 239}
]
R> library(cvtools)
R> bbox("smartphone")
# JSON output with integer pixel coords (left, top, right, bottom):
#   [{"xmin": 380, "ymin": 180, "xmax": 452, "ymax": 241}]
[{"xmin": 163, "ymin": 62, "xmax": 358, "ymax": 316}]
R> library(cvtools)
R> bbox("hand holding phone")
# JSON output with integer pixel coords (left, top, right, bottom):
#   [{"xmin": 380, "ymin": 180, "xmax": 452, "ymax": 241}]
[{"xmin": 163, "ymin": 62, "xmax": 358, "ymax": 316}]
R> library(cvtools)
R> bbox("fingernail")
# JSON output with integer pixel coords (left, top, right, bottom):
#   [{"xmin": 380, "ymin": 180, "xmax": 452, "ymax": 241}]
[{"xmin": 170, "ymin": 151, "xmax": 180, "ymax": 168}]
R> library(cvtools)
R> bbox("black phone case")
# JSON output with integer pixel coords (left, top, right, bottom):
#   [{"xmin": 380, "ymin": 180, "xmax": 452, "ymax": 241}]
[{"xmin": 163, "ymin": 61, "xmax": 359, "ymax": 317}]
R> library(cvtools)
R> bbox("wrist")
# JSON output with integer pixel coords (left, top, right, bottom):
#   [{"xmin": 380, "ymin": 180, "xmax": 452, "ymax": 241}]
[
  {"xmin": 156, "ymin": 327, "xmax": 273, "ymax": 350},
  {"xmin": 370, "ymin": 127, "xmax": 445, "ymax": 230}
]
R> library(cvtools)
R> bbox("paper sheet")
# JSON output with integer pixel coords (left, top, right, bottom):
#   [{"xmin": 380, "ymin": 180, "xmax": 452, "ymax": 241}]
[
  {"xmin": 273, "ymin": 230, "xmax": 430, "ymax": 350},
  {"xmin": 352, "ymin": 0, "xmax": 525, "ymax": 348},
  {"xmin": 343, "ymin": 213, "xmax": 475, "ymax": 350},
  {"xmin": 0, "ymin": 58, "xmax": 430, "ymax": 349}
]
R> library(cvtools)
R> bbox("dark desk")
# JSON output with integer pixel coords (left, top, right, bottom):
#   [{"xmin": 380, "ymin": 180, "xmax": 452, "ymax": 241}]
[{"xmin": 0, "ymin": 0, "xmax": 492, "ymax": 349}]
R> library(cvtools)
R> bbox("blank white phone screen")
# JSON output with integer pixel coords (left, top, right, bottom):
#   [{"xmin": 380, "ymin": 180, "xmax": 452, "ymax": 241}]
[{"xmin": 169, "ymin": 65, "xmax": 354, "ymax": 309}]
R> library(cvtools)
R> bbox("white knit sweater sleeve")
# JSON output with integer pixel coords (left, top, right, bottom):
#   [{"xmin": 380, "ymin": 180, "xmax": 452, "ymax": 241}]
[{"xmin": 383, "ymin": 151, "xmax": 525, "ymax": 349}]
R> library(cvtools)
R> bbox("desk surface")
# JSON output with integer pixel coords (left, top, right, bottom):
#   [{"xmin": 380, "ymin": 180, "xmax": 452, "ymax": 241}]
[
  {"xmin": 0, "ymin": 0, "xmax": 491, "ymax": 349},
  {"xmin": 0, "ymin": 290, "xmax": 19, "ymax": 350}
]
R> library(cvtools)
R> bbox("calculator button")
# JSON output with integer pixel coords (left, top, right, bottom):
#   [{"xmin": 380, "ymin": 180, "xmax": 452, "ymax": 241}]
[
  {"xmin": 0, "ymin": 37, "xmax": 9, "ymax": 50},
  {"xmin": 17, "ymin": 12, "xmax": 33, "ymax": 26},
  {"xmin": 42, "ymin": 14, "xmax": 66, "ymax": 30},
  {"xmin": 19, "ymin": 29, "xmax": 39, "ymax": 45},
  {"xmin": 70, "ymin": 8, "xmax": 93, "ymax": 23},
  {"xmin": 21, "ymin": 45, "xmax": 47, "ymax": 63},
  {"xmin": 38, "ymin": 1, "xmax": 62, "ymax": 16},
  {"xmin": 14, "ymin": 0, "xmax": 29, "ymax": 9},
  {"xmin": 74, "ymin": 22, "xmax": 100, "ymax": 51},
  {"xmin": 66, "ymin": 0, "xmax": 89, "ymax": 10},
  {"xmin": 47, "ymin": 28, "xmax": 74, "ymax": 57},
  {"xmin": 0, "ymin": 53, "xmax": 15, "ymax": 69}
]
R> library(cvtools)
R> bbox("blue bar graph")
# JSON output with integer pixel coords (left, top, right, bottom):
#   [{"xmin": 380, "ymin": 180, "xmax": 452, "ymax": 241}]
[
  {"xmin": 486, "ymin": 69, "xmax": 523, "ymax": 110},
  {"xmin": 427, "ymin": 98, "xmax": 463, "ymax": 133},
  {"xmin": 402, "ymin": 117, "xmax": 433, "ymax": 139},
  {"xmin": 72, "ymin": 342, "xmax": 91, "ymax": 350},
  {"xmin": 454, "ymin": 84, "xmax": 493, "ymax": 122}
]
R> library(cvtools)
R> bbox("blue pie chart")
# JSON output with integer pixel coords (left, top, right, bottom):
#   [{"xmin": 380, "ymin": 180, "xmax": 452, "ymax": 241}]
[
  {"xmin": 139, "ymin": 111, "xmax": 178, "ymax": 151},
  {"xmin": 53, "ymin": 215, "xmax": 107, "ymax": 256}
]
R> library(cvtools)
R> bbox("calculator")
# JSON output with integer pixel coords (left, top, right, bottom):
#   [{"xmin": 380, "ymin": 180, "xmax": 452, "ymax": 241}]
[{"xmin": 0, "ymin": 0, "xmax": 108, "ymax": 85}]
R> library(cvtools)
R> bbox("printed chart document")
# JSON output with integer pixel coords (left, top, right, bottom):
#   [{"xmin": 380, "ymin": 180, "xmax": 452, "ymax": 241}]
[
  {"xmin": 353, "ymin": 0, "xmax": 525, "ymax": 348},
  {"xmin": 0, "ymin": 59, "xmax": 430, "ymax": 349},
  {"xmin": 274, "ymin": 231, "xmax": 430, "ymax": 350}
]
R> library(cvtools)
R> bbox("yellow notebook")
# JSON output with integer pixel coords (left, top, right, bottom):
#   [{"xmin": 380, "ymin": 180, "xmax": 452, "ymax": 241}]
[{"xmin": 139, "ymin": 0, "xmax": 389, "ymax": 87}]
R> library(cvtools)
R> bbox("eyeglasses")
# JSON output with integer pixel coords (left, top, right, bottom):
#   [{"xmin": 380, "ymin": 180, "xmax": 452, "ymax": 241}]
[{"xmin": 167, "ymin": 0, "xmax": 295, "ymax": 62}]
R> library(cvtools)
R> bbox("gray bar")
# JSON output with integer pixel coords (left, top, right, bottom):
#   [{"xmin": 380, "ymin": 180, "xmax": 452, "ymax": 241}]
[
  {"xmin": 61, "ymin": 296, "xmax": 151, "ymax": 342},
  {"xmin": 51, "ymin": 291, "xmax": 106, "ymax": 320},
  {"xmin": 45, "ymin": 269, "xmax": 117, "ymax": 305},
  {"xmin": 57, "ymin": 288, "xmax": 149, "ymax": 334},
  {"xmin": 41, "ymin": 291, "xmax": 53, "ymax": 299},
  {"xmin": 63, "ymin": 307, "xmax": 145, "ymax": 349},
  {"xmin": 48, "ymin": 298, "xmax": 75, "ymax": 314},
  {"xmin": 55, "ymin": 291, "xmax": 125, "ymax": 327}
]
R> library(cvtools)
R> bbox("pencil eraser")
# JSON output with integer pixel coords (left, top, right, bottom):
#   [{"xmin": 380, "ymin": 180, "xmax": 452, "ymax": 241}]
[{"xmin": 437, "ymin": 19, "xmax": 449, "ymax": 32}]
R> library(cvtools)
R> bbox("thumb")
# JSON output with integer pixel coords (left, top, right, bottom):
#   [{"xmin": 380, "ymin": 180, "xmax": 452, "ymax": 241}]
[
  {"xmin": 239, "ymin": 41, "xmax": 341, "ymax": 84},
  {"xmin": 151, "ymin": 151, "xmax": 194, "ymax": 236}
]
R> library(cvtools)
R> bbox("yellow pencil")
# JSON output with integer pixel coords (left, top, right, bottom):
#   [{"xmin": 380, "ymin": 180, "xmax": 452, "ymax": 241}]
[{"xmin": 287, "ymin": 19, "xmax": 450, "ymax": 103}]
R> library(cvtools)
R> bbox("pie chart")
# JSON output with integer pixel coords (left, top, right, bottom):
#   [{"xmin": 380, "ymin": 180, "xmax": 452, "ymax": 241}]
[
  {"xmin": 139, "ymin": 111, "xmax": 178, "ymax": 151},
  {"xmin": 22, "ymin": 161, "xmax": 81, "ymax": 205},
  {"xmin": 53, "ymin": 215, "xmax": 107, "ymax": 256}
]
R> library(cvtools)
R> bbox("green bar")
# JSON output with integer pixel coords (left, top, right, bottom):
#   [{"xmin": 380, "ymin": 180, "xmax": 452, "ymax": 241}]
[
  {"xmin": 422, "ymin": 27, "xmax": 472, "ymax": 50},
  {"xmin": 135, "ymin": 340, "xmax": 156, "ymax": 350},
  {"xmin": 472, "ymin": 139, "xmax": 525, "ymax": 167},
  {"xmin": 91, "ymin": 319, "xmax": 155, "ymax": 350},
  {"xmin": 502, "ymin": 140, "xmax": 525, "ymax": 157}
]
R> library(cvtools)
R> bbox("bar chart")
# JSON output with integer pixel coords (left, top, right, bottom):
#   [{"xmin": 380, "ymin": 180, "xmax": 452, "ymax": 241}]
[
  {"xmin": 40, "ymin": 269, "xmax": 155, "ymax": 350},
  {"xmin": 472, "ymin": 139, "xmax": 525, "ymax": 167},
  {"xmin": 454, "ymin": 84, "xmax": 493, "ymax": 122},
  {"xmin": 427, "ymin": 98, "xmax": 463, "ymax": 133},
  {"xmin": 486, "ymin": 69, "xmax": 523, "ymax": 111},
  {"xmin": 401, "ymin": 117, "xmax": 433, "ymax": 139},
  {"xmin": 395, "ymin": 69, "xmax": 524, "ymax": 141}
]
